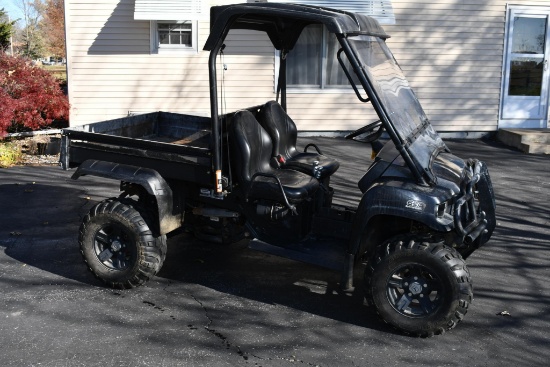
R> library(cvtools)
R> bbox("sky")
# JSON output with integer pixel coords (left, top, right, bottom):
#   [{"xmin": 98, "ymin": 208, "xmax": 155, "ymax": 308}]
[{"xmin": 1, "ymin": 0, "xmax": 25, "ymax": 22}]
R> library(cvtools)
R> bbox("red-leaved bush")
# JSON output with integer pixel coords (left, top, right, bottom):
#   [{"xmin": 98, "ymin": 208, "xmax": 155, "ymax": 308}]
[{"xmin": 0, "ymin": 53, "xmax": 69, "ymax": 138}]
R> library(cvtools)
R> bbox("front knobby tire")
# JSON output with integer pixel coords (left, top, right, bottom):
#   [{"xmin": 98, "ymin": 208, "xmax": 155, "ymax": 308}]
[
  {"xmin": 79, "ymin": 198, "xmax": 167, "ymax": 289},
  {"xmin": 365, "ymin": 237, "xmax": 473, "ymax": 337}
]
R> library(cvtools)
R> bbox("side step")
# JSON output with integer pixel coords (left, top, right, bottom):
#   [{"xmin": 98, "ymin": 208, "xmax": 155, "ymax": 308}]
[{"xmin": 248, "ymin": 238, "xmax": 347, "ymax": 271}]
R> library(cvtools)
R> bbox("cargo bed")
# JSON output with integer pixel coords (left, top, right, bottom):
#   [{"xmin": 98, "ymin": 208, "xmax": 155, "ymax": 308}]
[{"xmin": 61, "ymin": 111, "xmax": 214, "ymax": 185}]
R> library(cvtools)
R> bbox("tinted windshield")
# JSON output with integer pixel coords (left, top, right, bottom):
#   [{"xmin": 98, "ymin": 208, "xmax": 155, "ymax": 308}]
[
  {"xmin": 346, "ymin": 35, "xmax": 447, "ymax": 183},
  {"xmin": 349, "ymin": 36, "xmax": 428, "ymax": 138}
]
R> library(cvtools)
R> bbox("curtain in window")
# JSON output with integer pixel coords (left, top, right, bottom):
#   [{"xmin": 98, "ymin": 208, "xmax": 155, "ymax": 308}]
[
  {"xmin": 287, "ymin": 25, "xmax": 359, "ymax": 88},
  {"xmin": 326, "ymin": 32, "xmax": 341, "ymax": 85},
  {"xmin": 287, "ymin": 25, "xmax": 322, "ymax": 86},
  {"xmin": 325, "ymin": 32, "xmax": 360, "ymax": 86}
]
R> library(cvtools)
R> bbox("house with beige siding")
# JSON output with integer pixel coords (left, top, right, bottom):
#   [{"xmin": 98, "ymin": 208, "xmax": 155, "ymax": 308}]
[{"xmin": 64, "ymin": 0, "xmax": 550, "ymax": 135}]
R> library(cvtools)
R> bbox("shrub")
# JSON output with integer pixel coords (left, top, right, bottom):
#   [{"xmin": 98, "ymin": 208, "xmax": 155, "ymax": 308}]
[
  {"xmin": 0, "ymin": 140, "xmax": 23, "ymax": 167},
  {"xmin": 0, "ymin": 53, "xmax": 69, "ymax": 138}
]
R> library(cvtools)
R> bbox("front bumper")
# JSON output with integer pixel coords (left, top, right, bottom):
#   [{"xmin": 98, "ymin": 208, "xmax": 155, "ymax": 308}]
[{"xmin": 453, "ymin": 159, "xmax": 496, "ymax": 258}]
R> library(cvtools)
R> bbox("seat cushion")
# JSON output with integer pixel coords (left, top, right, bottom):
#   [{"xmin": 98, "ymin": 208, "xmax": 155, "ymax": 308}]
[
  {"xmin": 284, "ymin": 152, "xmax": 340, "ymax": 179},
  {"xmin": 247, "ymin": 168, "xmax": 319, "ymax": 203}
]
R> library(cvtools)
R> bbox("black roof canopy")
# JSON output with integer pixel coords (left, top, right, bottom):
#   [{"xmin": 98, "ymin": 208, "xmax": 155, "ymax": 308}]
[{"xmin": 203, "ymin": 2, "xmax": 389, "ymax": 51}]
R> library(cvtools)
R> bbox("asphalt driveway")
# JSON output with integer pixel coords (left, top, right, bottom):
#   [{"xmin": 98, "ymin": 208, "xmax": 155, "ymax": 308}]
[{"xmin": 0, "ymin": 138, "xmax": 549, "ymax": 367}]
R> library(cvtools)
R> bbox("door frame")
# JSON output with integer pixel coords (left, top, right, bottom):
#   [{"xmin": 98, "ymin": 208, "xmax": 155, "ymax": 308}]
[{"xmin": 499, "ymin": 4, "xmax": 550, "ymax": 129}]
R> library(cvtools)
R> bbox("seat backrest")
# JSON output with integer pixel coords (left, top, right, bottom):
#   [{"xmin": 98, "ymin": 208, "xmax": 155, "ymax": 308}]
[
  {"xmin": 258, "ymin": 100, "xmax": 298, "ymax": 159},
  {"xmin": 229, "ymin": 110, "xmax": 273, "ymax": 184}
]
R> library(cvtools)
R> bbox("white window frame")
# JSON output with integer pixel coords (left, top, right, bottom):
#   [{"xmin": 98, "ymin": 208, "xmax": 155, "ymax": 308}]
[{"xmin": 150, "ymin": 20, "xmax": 198, "ymax": 54}]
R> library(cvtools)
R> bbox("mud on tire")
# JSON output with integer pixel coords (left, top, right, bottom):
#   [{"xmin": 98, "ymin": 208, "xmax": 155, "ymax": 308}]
[
  {"xmin": 79, "ymin": 198, "xmax": 167, "ymax": 289},
  {"xmin": 364, "ymin": 237, "xmax": 473, "ymax": 337}
]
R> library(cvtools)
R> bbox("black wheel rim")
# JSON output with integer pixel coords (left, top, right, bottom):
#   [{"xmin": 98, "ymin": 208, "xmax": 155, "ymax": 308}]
[
  {"xmin": 385, "ymin": 263, "xmax": 443, "ymax": 317},
  {"xmin": 92, "ymin": 223, "xmax": 136, "ymax": 270}
]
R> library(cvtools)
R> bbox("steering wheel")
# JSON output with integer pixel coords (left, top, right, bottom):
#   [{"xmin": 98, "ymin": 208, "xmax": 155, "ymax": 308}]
[{"xmin": 344, "ymin": 120, "xmax": 384, "ymax": 142}]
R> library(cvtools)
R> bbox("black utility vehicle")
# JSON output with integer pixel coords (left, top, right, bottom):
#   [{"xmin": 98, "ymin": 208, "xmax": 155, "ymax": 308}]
[{"xmin": 61, "ymin": 3, "xmax": 496, "ymax": 336}]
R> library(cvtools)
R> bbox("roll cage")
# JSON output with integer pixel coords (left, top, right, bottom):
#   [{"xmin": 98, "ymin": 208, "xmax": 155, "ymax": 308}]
[{"xmin": 203, "ymin": 2, "xmax": 441, "ymax": 192}]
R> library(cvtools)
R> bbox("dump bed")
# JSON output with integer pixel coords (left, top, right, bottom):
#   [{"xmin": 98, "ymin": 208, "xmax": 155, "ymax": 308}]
[{"xmin": 60, "ymin": 112, "xmax": 214, "ymax": 186}]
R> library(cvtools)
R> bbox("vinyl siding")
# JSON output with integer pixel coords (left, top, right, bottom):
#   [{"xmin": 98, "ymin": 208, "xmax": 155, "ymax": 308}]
[
  {"xmin": 378, "ymin": 0, "xmax": 504, "ymax": 132},
  {"xmin": 65, "ymin": 0, "xmax": 544, "ymax": 131},
  {"xmin": 381, "ymin": 0, "xmax": 550, "ymax": 132},
  {"xmin": 65, "ymin": 0, "xmax": 275, "ymax": 125}
]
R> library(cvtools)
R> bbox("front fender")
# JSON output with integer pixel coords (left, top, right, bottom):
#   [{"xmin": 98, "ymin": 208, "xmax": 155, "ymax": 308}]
[
  {"xmin": 72, "ymin": 160, "xmax": 182, "ymax": 235},
  {"xmin": 348, "ymin": 178, "xmax": 457, "ymax": 256}
]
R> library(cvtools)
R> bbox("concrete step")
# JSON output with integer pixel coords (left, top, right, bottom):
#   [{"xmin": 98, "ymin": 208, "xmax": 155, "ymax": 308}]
[
  {"xmin": 497, "ymin": 128, "xmax": 550, "ymax": 154},
  {"xmin": 519, "ymin": 142, "xmax": 550, "ymax": 154}
]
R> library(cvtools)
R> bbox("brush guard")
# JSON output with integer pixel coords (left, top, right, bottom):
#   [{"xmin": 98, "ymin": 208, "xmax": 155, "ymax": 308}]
[{"xmin": 453, "ymin": 159, "xmax": 492, "ymax": 257}]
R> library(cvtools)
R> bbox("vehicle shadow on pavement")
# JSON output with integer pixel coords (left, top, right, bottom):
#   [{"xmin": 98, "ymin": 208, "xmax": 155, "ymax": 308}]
[
  {"xmin": 157, "ymin": 233, "xmax": 398, "ymax": 334},
  {"xmin": 0, "ymin": 167, "xmax": 397, "ymax": 335}
]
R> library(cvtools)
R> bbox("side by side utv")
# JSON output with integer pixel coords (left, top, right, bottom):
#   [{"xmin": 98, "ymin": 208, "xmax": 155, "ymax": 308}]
[{"xmin": 60, "ymin": 3, "xmax": 496, "ymax": 337}]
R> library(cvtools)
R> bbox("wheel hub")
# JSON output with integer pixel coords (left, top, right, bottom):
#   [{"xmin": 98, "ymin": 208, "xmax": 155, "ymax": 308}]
[
  {"xmin": 93, "ymin": 225, "xmax": 133, "ymax": 271},
  {"xmin": 386, "ymin": 265, "xmax": 443, "ymax": 317},
  {"xmin": 111, "ymin": 240, "xmax": 122, "ymax": 252},
  {"xmin": 409, "ymin": 282, "xmax": 423, "ymax": 295}
]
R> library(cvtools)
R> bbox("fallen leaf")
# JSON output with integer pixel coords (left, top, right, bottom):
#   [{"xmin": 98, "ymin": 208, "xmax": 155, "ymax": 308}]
[{"xmin": 496, "ymin": 310, "xmax": 511, "ymax": 317}]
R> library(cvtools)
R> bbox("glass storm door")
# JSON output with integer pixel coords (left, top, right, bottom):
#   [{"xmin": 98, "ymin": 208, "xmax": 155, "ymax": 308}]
[{"xmin": 501, "ymin": 7, "xmax": 550, "ymax": 128}]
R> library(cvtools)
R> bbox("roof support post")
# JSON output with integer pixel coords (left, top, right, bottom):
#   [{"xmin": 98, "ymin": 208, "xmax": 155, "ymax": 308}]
[
  {"xmin": 280, "ymin": 50, "xmax": 287, "ymax": 111},
  {"xmin": 209, "ymin": 45, "xmax": 223, "ymax": 194}
]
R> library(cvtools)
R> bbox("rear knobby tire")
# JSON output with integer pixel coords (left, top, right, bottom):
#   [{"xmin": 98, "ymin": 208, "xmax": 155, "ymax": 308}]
[
  {"xmin": 364, "ymin": 237, "xmax": 473, "ymax": 337},
  {"xmin": 79, "ymin": 198, "xmax": 167, "ymax": 289}
]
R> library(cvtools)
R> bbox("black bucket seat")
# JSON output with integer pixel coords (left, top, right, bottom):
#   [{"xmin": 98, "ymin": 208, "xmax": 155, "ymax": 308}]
[
  {"xmin": 258, "ymin": 101, "xmax": 340, "ymax": 180},
  {"xmin": 229, "ymin": 110, "xmax": 319, "ymax": 208}
]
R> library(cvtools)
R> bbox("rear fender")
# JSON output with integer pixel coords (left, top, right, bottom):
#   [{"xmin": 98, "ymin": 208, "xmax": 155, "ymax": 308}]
[{"xmin": 72, "ymin": 159, "xmax": 182, "ymax": 235}]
